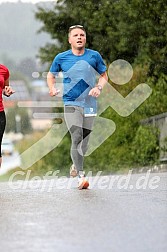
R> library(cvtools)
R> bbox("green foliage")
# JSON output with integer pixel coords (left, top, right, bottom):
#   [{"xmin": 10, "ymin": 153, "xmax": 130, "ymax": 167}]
[
  {"xmin": 138, "ymin": 74, "xmax": 167, "ymax": 116},
  {"xmin": 36, "ymin": 0, "xmax": 167, "ymax": 74},
  {"xmin": 131, "ymin": 125, "xmax": 159, "ymax": 166},
  {"xmin": 32, "ymin": 0, "xmax": 167, "ymax": 174},
  {"xmin": 15, "ymin": 130, "xmax": 71, "ymax": 177}
]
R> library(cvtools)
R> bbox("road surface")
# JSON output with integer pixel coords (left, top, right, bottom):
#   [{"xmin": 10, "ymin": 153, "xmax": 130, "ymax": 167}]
[{"xmin": 0, "ymin": 172, "xmax": 166, "ymax": 252}]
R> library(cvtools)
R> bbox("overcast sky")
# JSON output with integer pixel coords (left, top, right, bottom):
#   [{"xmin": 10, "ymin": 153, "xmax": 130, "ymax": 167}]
[{"xmin": 0, "ymin": 0, "xmax": 55, "ymax": 4}]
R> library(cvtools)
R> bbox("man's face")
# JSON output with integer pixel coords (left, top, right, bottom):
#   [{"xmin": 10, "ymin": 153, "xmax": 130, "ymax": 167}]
[{"xmin": 68, "ymin": 28, "xmax": 86, "ymax": 50}]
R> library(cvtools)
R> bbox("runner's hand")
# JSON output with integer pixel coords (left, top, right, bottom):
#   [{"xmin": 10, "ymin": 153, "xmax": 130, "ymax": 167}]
[
  {"xmin": 49, "ymin": 87, "xmax": 60, "ymax": 96},
  {"xmin": 89, "ymin": 87, "xmax": 101, "ymax": 97},
  {"xmin": 4, "ymin": 86, "xmax": 15, "ymax": 97}
]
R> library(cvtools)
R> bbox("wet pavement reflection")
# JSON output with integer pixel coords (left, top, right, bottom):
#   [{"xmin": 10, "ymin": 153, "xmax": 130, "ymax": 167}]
[{"xmin": 0, "ymin": 172, "xmax": 166, "ymax": 252}]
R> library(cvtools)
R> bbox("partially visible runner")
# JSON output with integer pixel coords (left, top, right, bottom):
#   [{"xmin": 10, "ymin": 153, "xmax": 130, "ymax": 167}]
[
  {"xmin": 0, "ymin": 64, "xmax": 15, "ymax": 168},
  {"xmin": 47, "ymin": 25, "xmax": 108, "ymax": 189}
]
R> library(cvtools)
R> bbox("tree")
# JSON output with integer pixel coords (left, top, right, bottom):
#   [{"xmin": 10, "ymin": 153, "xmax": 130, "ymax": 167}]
[
  {"xmin": 34, "ymin": 0, "xmax": 167, "ymax": 172},
  {"xmin": 36, "ymin": 0, "xmax": 166, "ymax": 75}
]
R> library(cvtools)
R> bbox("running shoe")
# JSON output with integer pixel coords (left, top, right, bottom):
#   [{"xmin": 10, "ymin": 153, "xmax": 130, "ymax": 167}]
[{"xmin": 78, "ymin": 175, "xmax": 89, "ymax": 190}]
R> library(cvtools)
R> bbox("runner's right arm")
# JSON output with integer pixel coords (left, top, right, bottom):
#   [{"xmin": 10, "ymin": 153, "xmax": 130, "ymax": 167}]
[{"xmin": 47, "ymin": 71, "xmax": 60, "ymax": 96}]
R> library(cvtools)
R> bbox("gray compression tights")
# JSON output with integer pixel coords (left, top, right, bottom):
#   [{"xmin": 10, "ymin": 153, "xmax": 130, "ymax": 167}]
[{"xmin": 64, "ymin": 106, "xmax": 95, "ymax": 173}]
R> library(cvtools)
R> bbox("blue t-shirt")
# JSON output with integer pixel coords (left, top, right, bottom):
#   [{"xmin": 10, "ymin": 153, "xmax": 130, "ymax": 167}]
[{"xmin": 49, "ymin": 48, "xmax": 107, "ymax": 108}]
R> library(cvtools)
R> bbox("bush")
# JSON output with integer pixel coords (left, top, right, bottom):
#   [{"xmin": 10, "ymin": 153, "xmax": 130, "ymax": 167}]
[{"xmin": 131, "ymin": 125, "xmax": 159, "ymax": 166}]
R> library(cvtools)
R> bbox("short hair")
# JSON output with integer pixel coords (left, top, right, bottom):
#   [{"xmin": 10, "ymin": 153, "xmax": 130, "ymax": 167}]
[{"xmin": 68, "ymin": 25, "xmax": 86, "ymax": 37}]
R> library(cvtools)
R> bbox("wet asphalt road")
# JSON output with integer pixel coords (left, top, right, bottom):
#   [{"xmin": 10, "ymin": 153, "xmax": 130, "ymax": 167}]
[{"xmin": 0, "ymin": 172, "xmax": 167, "ymax": 252}]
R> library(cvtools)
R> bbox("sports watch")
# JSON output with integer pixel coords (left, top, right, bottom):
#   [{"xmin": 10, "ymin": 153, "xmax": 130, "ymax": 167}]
[{"xmin": 96, "ymin": 84, "xmax": 103, "ymax": 92}]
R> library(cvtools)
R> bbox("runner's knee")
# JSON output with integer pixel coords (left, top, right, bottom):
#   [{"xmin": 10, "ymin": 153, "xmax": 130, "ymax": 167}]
[{"xmin": 70, "ymin": 125, "xmax": 83, "ymax": 148}]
